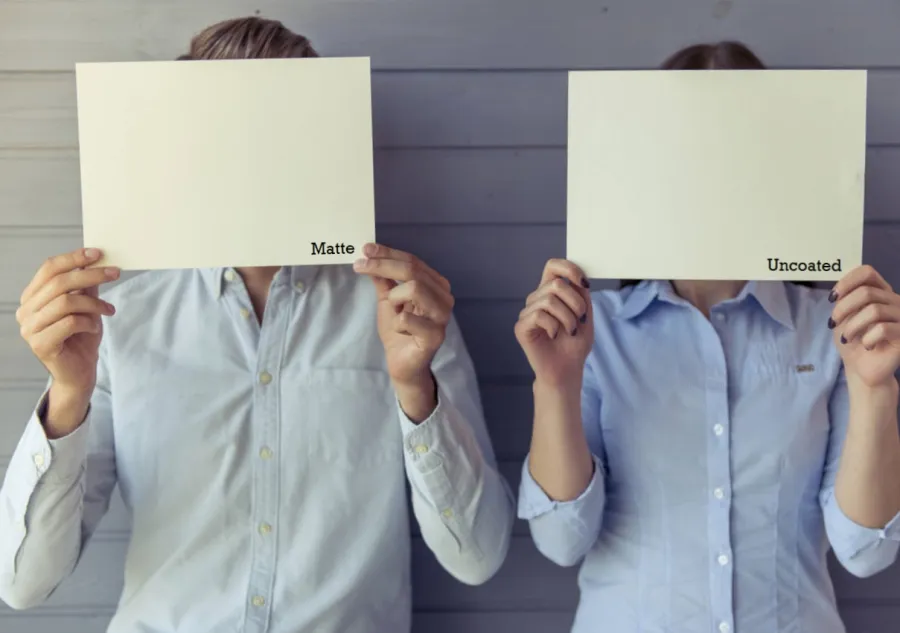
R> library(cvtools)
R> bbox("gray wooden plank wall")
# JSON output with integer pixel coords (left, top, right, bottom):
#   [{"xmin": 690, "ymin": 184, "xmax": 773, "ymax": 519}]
[{"xmin": 1, "ymin": 1, "xmax": 899, "ymax": 632}]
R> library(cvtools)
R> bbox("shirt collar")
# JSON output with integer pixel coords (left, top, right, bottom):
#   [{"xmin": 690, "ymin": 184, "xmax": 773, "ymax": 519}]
[
  {"xmin": 200, "ymin": 265, "xmax": 322, "ymax": 299},
  {"xmin": 616, "ymin": 279, "xmax": 794, "ymax": 330}
]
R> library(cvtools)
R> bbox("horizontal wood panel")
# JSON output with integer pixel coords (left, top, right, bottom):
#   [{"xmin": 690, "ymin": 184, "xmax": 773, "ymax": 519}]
[
  {"xmin": 3, "ymin": 1, "xmax": 900, "ymax": 71},
  {"xmin": 3, "ymin": 71, "xmax": 900, "ymax": 149},
  {"xmin": 5, "ymin": 147, "xmax": 900, "ymax": 227},
  {"xmin": 0, "ymin": 533, "xmax": 895, "ymax": 615}
]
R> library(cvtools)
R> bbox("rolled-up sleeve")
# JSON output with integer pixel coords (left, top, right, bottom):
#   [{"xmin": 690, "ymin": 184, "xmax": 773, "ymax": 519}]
[
  {"xmin": 0, "ymin": 350, "xmax": 117, "ymax": 610},
  {"xmin": 518, "ymin": 359, "xmax": 607, "ymax": 567},
  {"xmin": 399, "ymin": 315, "xmax": 515, "ymax": 586},
  {"xmin": 518, "ymin": 453, "xmax": 606, "ymax": 567},
  {"xmin": 821, "ymin": 370, "xmax": 900, "ymax": 578}
]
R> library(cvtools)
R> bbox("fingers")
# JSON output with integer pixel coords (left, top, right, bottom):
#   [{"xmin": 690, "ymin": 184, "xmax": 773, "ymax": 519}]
[
  {"xmin": 28, "ymin": 315, "xmax": 101, "ymax": 359},
  {"xmin": 540, "ymin": 258, "xmax": 590, "ymax": 289},
  {"xmin": 520, "ymin": 293, "xmax": 580, "ymax": 336},
  {"xmin": 21, "ymin": 248, "xmax": 106, "ymax": 304},
  {"xmin": 526, "ymin": 277, "xmax": 588, "ymax": 320},
  {"xmin": 354, "ymin": 243, "xmax": 451, "ymax": 292},
  {"xmin": 21, "ymin": 266, "xmax": 120, "ymax": 317},
  {"xmin": 515, "ymin": 308, "xmax": 562, "ymax": 341},
  {"xmin": 836, "ymin": 300, "xmax": 900, "ymax": 345},
  {"xmin": 860, "ymin": 322, "xmax": 900, "ymax": 351},
  {"xmin": 392, "ymin": 310, "xmax": 444, "ymax": 348},
  {"xmin": 19, "ymin": 293, "xmax": 114, "ymax": 338},
  {"xmin": 830, "ymin": 285, "xmax": 896, "ymax": 328},
  {"xmin": 387, "ymin": 280, "xmax": 453, "ymax": 325},
  {"xmin": 830, "ymin": 265, "xmax": 891, "ymax": 304}
]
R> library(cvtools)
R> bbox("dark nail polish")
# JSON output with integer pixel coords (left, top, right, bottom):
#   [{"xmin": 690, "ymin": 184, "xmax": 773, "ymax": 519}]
[
  {"xmin": 581, "ymin": 277, "xmax": 590, "ymax": 289},
  {"xmin": 570, "ymin": 327, "xmax": 577, "ymax": 336},
  {"xmin": 828, "ymin": 291, "xmax": 838, "ymax": 303},
  {"xmin": 580, "ymin": 313, "xmax": 587, "ymax": 324},
  {"xmin": 827, "ymin": 317, "xmax": 835, "ymax": 329},
  {"xmin": 840, "ymin": 335, "xmax": 847, "ymax": 344}
]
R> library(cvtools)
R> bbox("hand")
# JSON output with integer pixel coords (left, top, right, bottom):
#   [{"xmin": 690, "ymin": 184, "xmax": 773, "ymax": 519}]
[
  {"xmin": 515, "ymin": 259, "xmax": 593, "ymax": 387},
  {"xmin": 829, "ymin": 265, "xmax": 900, "ymax": 390},
  {"xmin": 354, "ymin": 243, "xmax": 453, "ymax": 419},
  {"xmin": 16, "ymin": 248, "xmax": 119, "ymax": 399}
]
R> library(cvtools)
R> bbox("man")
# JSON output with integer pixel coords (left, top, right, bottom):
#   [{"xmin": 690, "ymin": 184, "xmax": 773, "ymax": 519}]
[{"xmin": 0, "ymin": 16, "xmax": 515, "ymax": 633}]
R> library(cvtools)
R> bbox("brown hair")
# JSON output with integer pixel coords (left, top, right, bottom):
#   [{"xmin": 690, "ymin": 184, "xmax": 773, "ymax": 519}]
[
  {"xmin": 177, "ymin": 16, "xmax": 317, "ymax": 61},
  {"xmin": 619, "ymin": 42, "xmax": 813, "ymax": 289},
  {"xmin": 660, "ymin": 41, "xmax": 765, "ymax": 71}
]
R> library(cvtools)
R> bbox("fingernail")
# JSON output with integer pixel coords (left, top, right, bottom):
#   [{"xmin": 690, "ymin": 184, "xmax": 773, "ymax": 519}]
[
  {"xmin": 580, "ymin": 313, "xmax": 587, "ymax": 324},
  {"xmin": 827, "ymin": 317, "xmax": 835, "ymax": 329},
  {"xmin": 105, "ymin": 268, "xmax": 119, "ymax": 279},
  {"xmin": 840, "ymin": 334, "xmax": 847, "ymax": 344},
  {"xmin": 581, "ymin": 277, "xmax": 590, "ymax": 289},
  {"xmin": 105, "ymin": 302, "xmax": 116, "ymax": 315},
  {"xmin": 353, "ymin": 258, "xmax": 367, "ymax": 270},
  {"xmin": 84, "ymin": 248, "xmax": 100, "ymax": 259},
  {"xmin": 570, "ymin": 327, "xmax": 577, "ymax": 336},
  {"xmin": 828, "ymin": 291, "xmax": 838, "ymax": 303},
  {"xmin": 363, "ymin": 244, "xmax": 377, "ymax": 257}
]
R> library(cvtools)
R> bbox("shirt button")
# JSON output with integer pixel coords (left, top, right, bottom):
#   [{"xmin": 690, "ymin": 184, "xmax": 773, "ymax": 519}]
[
  {"xmin": 258, "ymin": 522, "xmax": 272, "ymax": 535},
  {"xmin": 713, "ymin": 487, "xmax": 725, "ymax": 500},
  {"xmin": 259, "ymin": 371, "xmax": 272, "ymax": 385},
  {"xmin": 32, "ymin": 454, "xmax": 45, "ymax": 468},
  {"xmin": 413, "ymin": 444, "xmax": 429, "ymax": 454},
  {"xmin": 239, "ymin": 308, "xmax": 250, "ymax": 320},
  {"xmin": 714, "ymin": 312, "xmax": 726, "ymax": 322},
  {"xmin": 441, "ymin": 508, "xmax": 454, "ymax": 518},
  {"xmin": 294, "ymin": 280, "xmax": 305, "ymax": 292},
  {"xmin": 224, "ymin": 270, "xmax": 236, "ymax": 283},
  {"xmin": 719, "ymin": 623, "xmax": 730, "ymax": 633},
  {"xmin": 713, "ymin": 423, "xmax": 724, "ymax": 436},
  {"xmin": 251, "ymin": 595, "xmax": 266, "ymax": 607},
  {"xmin": 718, "ymin": 554, "xmax": 729, "ymax": 566},
  {"xmin": 259, "ymin": 447, "xmax": 273, "ymax": 460}
]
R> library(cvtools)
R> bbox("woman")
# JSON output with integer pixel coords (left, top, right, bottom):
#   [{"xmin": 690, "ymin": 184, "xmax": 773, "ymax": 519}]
[{"xmin": 515, "ymin": 42, "xmax": 900, "ymax": 633}]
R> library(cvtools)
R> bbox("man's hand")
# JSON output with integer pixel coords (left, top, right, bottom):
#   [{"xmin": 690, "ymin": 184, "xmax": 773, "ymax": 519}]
[
  {"xmin": 830, "ymin": 265, "xmax": 900, "ymax": 393},
  {"xmin": 354, "ymin": 243, "xmax": 454, "ymax": 422},
  {"xmin": 16, "ymin": 248, "xmax": 119, "ymax": 437}
]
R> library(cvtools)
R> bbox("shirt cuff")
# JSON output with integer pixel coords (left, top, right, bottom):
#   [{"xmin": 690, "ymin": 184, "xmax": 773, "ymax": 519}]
[
  {"xmin": 29, "ymin": 391, "xmax": 91, "ymax": 485},
  {"xmin": 824, "ymin": 491, "xmax": 900, "ymax": 559},
  {"xmin": 517, "ymin": 453, "xmax": 604, "ymax": 520}
]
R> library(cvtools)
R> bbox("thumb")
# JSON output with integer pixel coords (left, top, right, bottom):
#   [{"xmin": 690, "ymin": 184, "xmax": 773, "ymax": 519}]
[{"xmin": 367, "ymin": 275, "xmax": 397, "ymax": 300}]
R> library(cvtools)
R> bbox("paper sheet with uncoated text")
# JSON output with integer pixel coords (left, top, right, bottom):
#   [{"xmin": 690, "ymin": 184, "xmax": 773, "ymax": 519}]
[{"xmin": 566, "ymin": 69, "xmax": 867, "ymax": 281}]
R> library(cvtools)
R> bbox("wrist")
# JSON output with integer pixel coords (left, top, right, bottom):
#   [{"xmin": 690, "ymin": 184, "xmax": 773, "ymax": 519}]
[
  {"xmin": 847, "ymin": 374, "xmax": 900, "ymax": 405},
  {"xmin": 44, "ymin": 383, "xmax": 92, "ymax": 439},
  {"xmin": 393, "ymin": 372, "xmax": 438, "ymax": 424}
]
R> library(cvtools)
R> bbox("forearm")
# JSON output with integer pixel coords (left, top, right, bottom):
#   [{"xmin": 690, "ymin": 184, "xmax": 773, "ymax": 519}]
[
  {"xmin": 528, "ymin": 379, "xmax": 594, "ymax": 501},
  {"xmin": 835, "ymin": 377, "xmax": 900, "ymax": 528},
  {"xmin": 0, "ymin": 413, "xmax": 89, "ymax": 609}
]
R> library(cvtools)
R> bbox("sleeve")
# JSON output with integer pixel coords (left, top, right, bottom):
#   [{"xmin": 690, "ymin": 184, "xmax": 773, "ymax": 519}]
[
  {"xmin": 517, "ymin": 358, "xmax": 607, "ymax": 567},
  {"xmin": 0, "ymin": 346, "xmax": 117, "ymax": 609},
  {"xmin": 398, "ymin": 314, "xmax": 515, "ymax": 585},
  {"xmin": 821, "ymin": 367, "xmax": 900, "ymax": 578}
]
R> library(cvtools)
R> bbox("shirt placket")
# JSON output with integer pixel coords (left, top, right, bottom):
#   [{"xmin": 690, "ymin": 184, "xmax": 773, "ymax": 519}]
[
  {"xmin": 705, "ymin": 308, "xmax": 735, "ymax": 633},
  {"xmin": 237, "ymin": 275, "xmax": 288, "ymax": 633}
]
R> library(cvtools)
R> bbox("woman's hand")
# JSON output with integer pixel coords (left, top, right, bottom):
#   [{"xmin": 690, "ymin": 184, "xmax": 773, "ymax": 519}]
[
  {"xmin": 515, "ymin": 259, "xmax": 593, "ymax": 387},
  {"xmin": 829, "ymin": 265, "xmax": 900, "ymax": 390}
]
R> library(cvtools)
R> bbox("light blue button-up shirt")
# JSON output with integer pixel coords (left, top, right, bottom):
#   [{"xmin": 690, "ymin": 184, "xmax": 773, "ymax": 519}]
[
  {"xmin": 519, "ymin": 280, "xmax": 900, "ymax": 633},
  {"xmin": 0, "ymin": 265, "xmax": 515, "ymax": 632}
]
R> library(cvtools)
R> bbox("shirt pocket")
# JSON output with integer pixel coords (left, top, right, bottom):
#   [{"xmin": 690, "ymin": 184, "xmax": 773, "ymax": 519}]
[{"xmin": 286, "ymin": 368, "xmax": 403, "ymax": 469}]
